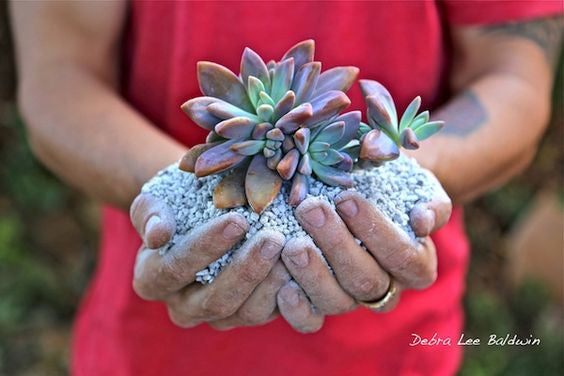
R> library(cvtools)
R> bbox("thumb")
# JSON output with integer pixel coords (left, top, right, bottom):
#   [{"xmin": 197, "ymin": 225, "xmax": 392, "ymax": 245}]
[{"xmin": 130, "ymin": 193, "xmax": 176, "ymax": 249}]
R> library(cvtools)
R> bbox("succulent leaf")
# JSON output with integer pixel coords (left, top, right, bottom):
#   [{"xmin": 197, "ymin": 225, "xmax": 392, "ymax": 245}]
[
  {"xmin": 400, "ymin": 128, "xmax": 420, "ymax": 150},
  {"xmin": 289, "ymin": 173, "xmax": 309, "ymax": 206},
  {"xmin": 292, "ymin": 62, "xmax": 321, "ymax": 105},
  {"xmin": 265, "ymin": 139, "xmax": 280, "ymax": 149},
  {"xmin": 304, "ymin": 90, "xmax": 351, "ymax": 127},
  {"xmin": 197, "ymin": 62, "xmax": 254, "ymax": 112},
  {"xmin": 263, "ymin": 148, "xmax": 276, "ymax": 158},
  {"xmin": 310, "ymin": 151, "xmax": 328, "ymax": 162},
  {"xmin": 231, "ymin": 140, "xmax": 266, "ymax": 156},
  {"xmin": 267, "ymin": 148, "xmax": 283, "ymax": 169},
  {"xmin": 282, "ymin": 135, "xmax": 295, "ymax": 152},
  {"xmin": 179, "ymin": 142, "xmax": 219, "ymax": 173},
  {"xmin": 246, "ymin": 154, "xmax": 283, "ymax": 213},
  {"xmin": 215, "ymin": 117, "xmax": 257, "ymax": 139},
  {"xmin": 410, "ymin": 111, "xmax": 430, "ymax": 131},
  {"xmin": 359, "ymin": 79, "xmax": 398, "ymax": 122},
  {"xmin": 314, "ymin": 66, "xmax": 359, "ymax": 96},
  {"xmin": 320, "ymin": 149, "xmax": 345, "ymax": 165},
  {"xmin": 206, "ymin": 131, "xmax": 225, "ymax": 143},
  {"xmin": 271, "ymin": 58, "xmax": 295, "ymax": 103},
  {"xmin": 275, "ymin": 103, "xmax": 313, "ymax": 133},
  {"xmin": 207, "ymin": 101, "xmax": 260, "ymax": 121},
  {"xmin": 366, "ymin": 95, "xmax": 399, "ymax": 142},
  {"xmin": 281, "ymin": 39, "xmax": 315, "ymax": 75},
  {"xmin": 247, "ymin": 76, "xmax": 266, "ymax": 108},
  {"xmin": 251, "ymin": 122, "xmax": 273, "ymax": 139},
  {"xmin": 335, "ymin": 152, "xmax": 353, "ymax": 172},
  {"xmin": 357, "ymin": 122, "xmax": 372, "ymax": 138},
  {"xmin": 399, "ymin": 96, "xmax": 421, "ymax": 132},
  {"xmin": 293, "ymin": 128, "xmax": 311, "ymax": 154},
  {"xmin": 413, "ymin": 121, "xmax": 444, "ymax": 141},
  {"xmin": 194, "ymin": 139, "xmax": 248, "ymax": 177},
  {"xmin": 266, "ymin": 127, "xmax": 285, "ymax": 141},
  {"xmin": 343, "ymin": 144, "xmax": 360, "ymax": 160},
  {"xmin": 257, "ymin": 104, "xmax": 274, "ymax": 122},
  {"xmin": 331, "ymin": 111, "xmax": 361, "ymax": 149},
  {"xmin": 314, "ymin": 121, "xmax": 345, "ymax": 144},
  {"xmin": 311, "ymin": 160, "xmax": 354, "ymax": 187},
  {"xmin": 181, "ymin": 97, "xmax": 223, "ymax": 130},
  {"xmin": 276, "ymin": 149, "xmax": 300, "ymax": 180},
  {"xmin": 241, "ymin": 47, "xmax": 271, "ymax": 92},
  {"xmin": 309, "ymin": 141, "xmax": 330, "ymax": 152},
  {"xmin": 258, "ymin": 91, "xmax": 276, "ymax": 107},
  {"xmin": 213, "ymin": 168, "xmax": 248, "ymax": 209},
  {"xmin": 297, "ymin": 153, "xmax": 312, "ymax": 175},
  {"xmin": 359, "ymin": 129, "xmax": 399, "ymax": 162},
  {"xmin": 273, "ymin": 90, "xmax": 296, "ymax": 121}
]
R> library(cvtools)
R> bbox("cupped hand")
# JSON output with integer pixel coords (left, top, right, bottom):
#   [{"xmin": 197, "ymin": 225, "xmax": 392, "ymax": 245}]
[
  {"xmin": 130, "ymin": 193, "xmax": 289, "ymax": 329},
  {"xmin": 277, "ymin": 175, "xmax": 451, "ymax": 333}
]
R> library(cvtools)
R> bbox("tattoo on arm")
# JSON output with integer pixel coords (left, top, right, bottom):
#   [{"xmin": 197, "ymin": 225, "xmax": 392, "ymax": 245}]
[
  {"xmin": 481, "ymin": 16, "xmax": 563, "ymax": 66},
  {"xmin": 433, "ymin": 91, "xmax": 488, "ymax": 137}
]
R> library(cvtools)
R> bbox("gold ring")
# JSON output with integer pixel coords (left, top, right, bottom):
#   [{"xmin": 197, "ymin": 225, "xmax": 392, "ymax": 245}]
[{"xmin": 357, "ymin": 279, "xmax": 397, "ymax": 311}]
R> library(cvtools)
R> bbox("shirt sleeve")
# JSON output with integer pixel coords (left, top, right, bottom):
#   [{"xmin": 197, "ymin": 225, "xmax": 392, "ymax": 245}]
[{"xmin": 441, "ymin": 0, "xmax": 563, "ymax": 26}]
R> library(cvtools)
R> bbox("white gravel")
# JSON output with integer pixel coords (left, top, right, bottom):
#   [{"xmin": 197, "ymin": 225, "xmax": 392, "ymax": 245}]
[{"xmin": 141, "ymin": 154, "xmax": 436, "ymax": 283}]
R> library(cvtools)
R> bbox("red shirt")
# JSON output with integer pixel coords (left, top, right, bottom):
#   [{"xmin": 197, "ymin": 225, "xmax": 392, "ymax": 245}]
[{"xmin": 72, "ymin": 1, "xmax": 561, "ymax": 375}]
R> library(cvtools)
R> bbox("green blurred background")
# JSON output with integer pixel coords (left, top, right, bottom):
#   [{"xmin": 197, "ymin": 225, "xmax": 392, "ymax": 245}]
[{"xmin": 0, "ymin": 4, "xmax": 562, "ymax": 376}]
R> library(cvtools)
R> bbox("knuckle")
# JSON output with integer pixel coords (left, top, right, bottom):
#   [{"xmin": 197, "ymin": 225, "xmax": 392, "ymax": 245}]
[
  {"xmin": 199, "ymin": 294, "xmax": 234, "ymax": 319},
  {"xmin": 238, "ymin": 307, "xmax": 269, "ymax": 326},
  {"xmin": 414, "ymin": 262, "xmax": 437, "ymax": 289},
  {"xmin": 237, "ymin": 265, "xmax": 265, "ymax": 285},
  {"xmin": 351, "ymin": 276, "xmax": 386, "ymax": 299},
  {"xmin": 155, "ymin": 260, "xmax": 184, "ymax": 288},
  {"xmin": 132, "ymin": 276, "xmax": 159, "ymax": 301},
  {"xmin": 167, "ymin": 307, "xmax": 197, "ymax": 328},
  {"xmin": 394, "ymin": 248, "xmax": 436, "ymax": 288}
]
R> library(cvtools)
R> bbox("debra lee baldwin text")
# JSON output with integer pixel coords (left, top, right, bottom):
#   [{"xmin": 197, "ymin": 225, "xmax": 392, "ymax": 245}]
[{"xmin": 409, "ymin": 333, "xmax": 541, "ymax": 347}]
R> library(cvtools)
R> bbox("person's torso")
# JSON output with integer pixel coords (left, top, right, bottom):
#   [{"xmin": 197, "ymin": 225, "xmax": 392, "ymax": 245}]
[{"xmin": 73, "ymin": 2, "xmax": 468, "ymax": 375}]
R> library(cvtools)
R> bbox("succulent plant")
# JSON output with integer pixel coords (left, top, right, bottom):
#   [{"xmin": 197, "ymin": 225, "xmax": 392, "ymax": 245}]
[
  {"xmin": 178, "ymin": 41, "xmax": 443, "ymax": 213},
  {"xmin": 179, "ymin": 40, "xmax": 360, "ymax": 213},
  {"xmin": 357, "ymin": 80, "xmax": 445, "ymax": 163}
]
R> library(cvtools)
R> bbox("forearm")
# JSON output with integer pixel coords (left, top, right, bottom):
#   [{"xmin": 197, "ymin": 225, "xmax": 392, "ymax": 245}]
[
  {"xmin": 414, "ymin": 72, "xmax": 549, "ymax": 203},
  {"xmin": 412, "ymin": 17, "xmax": 561, "ymax": 204},
  {"xmin": 19, "ymin": 63, "xmax": 186, "ymax": 209}
]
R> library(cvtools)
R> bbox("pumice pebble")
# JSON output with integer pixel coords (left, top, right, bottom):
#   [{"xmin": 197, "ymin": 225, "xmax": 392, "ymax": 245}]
[{"xmin": 142, "ymin": 155, "xmax": 436, "ymax": 284}]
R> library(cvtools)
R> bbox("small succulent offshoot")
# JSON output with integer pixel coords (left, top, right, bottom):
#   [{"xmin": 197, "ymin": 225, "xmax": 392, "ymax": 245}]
[
  {"xmin": 179, "ymin": 40, "xmax": 444, "ymax": 213},
  {"xmin": 357, "ymin": 80, "xmax": 444, "ymax": 163}
]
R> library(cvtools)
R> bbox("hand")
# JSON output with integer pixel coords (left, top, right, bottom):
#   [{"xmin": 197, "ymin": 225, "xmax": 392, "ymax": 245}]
[
  {"xmin": 130, "ymin": 193, "xmax": 289, "ymax": 329},
  {"xmin": 277, "ymin": 174, "xmax": 451, "ymax": 333}
]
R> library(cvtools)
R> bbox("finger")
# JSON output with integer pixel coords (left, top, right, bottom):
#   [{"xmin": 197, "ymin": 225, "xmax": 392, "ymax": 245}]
[
  {"xmin": 335, "ymin": 191, "xmax": 437, "ymax": 289},
  {"xmin": 132, "ymin": 213, "xmax": 248, "ymax": 299},
  {"xmin": 277, "ymin": 281, "xmax": 324, "ymax": 334},
  {"xmin": 361, "ymin": 281, "xmax": 404, "ymax": 314},
  {"xmin": 409, "ymin": 171, "xmax": 452, "ymax": 237},
  {"xmin": 167, "ymin": 230, "xmax": 285, "ymax": 322},
  {"xmin": 130, "ymin": 193, "xmax": 176, "ymax": 248},
  {"xmin": 281, "ymin": 237, "xmax": 356, "ymax": 315},
  {"xmin": 208, "ymin": 311, "xmax": 278, "ymax": 331},
  {"xmin": 295, "ymin": 198, "xmax": 390, "ymax": 302},
  {"xmin": 236, "ymin": 261, "xmax": 290, "ymax": 325}
]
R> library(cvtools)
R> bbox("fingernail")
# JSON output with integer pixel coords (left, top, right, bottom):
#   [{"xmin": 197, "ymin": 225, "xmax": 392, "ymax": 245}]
[
  {"xmin": 145, "ymin": 215, "xmax": 161, "ymax": 235},
  {"xmin": 336, "ymin": 199, "xmax": 358, "ymax": 217},
  {"xmin": 287, "ymin": 249, "xmax": 309, "ymax": 267},
  {"xmin": 302, "ymin": 207, "xmax": 326, "ymax": 228},
  {"xmin": 260, "ymin": 240, "xmax": 280, "ymax": 260},
  {"xmin": 223, "ymin": 222, "xmax": 245, "ymax": 240},
  {"xmin": 281, "ymin": 286, "xmax": 299, "ymax": 307}
]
